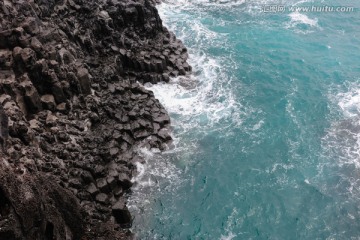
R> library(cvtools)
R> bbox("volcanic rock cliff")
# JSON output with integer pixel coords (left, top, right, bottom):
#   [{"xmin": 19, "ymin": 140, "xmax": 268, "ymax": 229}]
[{"xmin": 0, "ymin": 0, "xmax": 190, "ymax": 239}]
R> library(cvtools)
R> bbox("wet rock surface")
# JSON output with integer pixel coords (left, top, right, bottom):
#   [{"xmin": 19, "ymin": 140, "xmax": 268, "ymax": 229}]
[{"xmin": 0, "ymin": 0, "xmax": 190, "ymax": 239}]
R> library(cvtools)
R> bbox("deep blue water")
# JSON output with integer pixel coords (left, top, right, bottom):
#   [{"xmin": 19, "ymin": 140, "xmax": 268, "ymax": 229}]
[{"xmin": 129, "ymin": 0, "xmax": 360, "ymax": 239}]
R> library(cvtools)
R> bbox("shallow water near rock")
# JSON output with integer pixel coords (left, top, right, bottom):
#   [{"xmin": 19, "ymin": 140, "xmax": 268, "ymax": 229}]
[{"xmin": 129, "ymin": 0, "xmax": 360, "ymax": 239}]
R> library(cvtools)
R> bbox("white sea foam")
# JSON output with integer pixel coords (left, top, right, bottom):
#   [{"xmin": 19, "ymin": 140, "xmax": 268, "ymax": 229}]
[
  {"xmin": 338, "ymin": 88, "xmax": 360, "ymax": 118},
  {"xmin": 252, "ymin": 120, "xmax": 264, "ymax": 130},
  {"xmin": 162, "ymin": 0, "xmax": 319, "ymax": 37},
  {"xmin": 132, "ymin": 0, "xmax": 314, "ymax": 236},
  {"xmin": 285, "ymin": 11, "xmax": 320, "ymax": 34},
  {"xmin": 145, "ymin": 56, "xmax": 242, "ymax": 137},
  {"xmin": 220, "ymin": 207, "xmax": 241, "ymax": 240},
  {"xmin": 220, "ymin": 232, "xmax": 237, "ymax": 240},
  {"xmin": 316, "ymin": 85, "xmax": 360, "ymax": 202},
  {"xmin": 128, "ymin": 147, "xmax": 184, "ymax": 211},
  {"xmin": 129, "ymin": 1, "xmax": 246, "ymax": 236},
  {"xmin": 163, "ymin": 0, "xmax": 247, "ymax": 8},
  {"xmin": 135, "ymin": 147, "xmax": 183, "ymax": 187},
  {"xmin": 325, "ymin": 86, "xmax": 360, "ymax": 169},
  {"xmin": 288, "ymin": 12, "xmax": 318, "ymax": 26},
  {"xmin": 155, "ymin": 2, "xmax": 244, "ymax": 134},
  {"xmin": 161, "ymin": 0, "xmax": 313, "ymax": 18},
  {"xmin": 131, "ymin": 0, "xmax": 271, "ymax": 213}
]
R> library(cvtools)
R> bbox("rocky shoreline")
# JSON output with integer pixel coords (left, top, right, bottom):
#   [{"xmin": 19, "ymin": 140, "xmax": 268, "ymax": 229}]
[{"xmin": 0, "ymin": 0, "xmax": 190, "ymax": 239}]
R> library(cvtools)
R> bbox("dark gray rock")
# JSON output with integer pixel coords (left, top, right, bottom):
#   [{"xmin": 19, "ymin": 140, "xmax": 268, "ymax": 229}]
[
  {"xmin": 106, "ymin": 176, "xmax": 117, "ymax": 190},
  {"xmin": 40, "ymin": 94, "xmax": 56, "ymax": 110},
  {"xmin": 118, "ymin": 173, "xmax": 132, "ymax": 190},
  {"xmin": 96, "ymin": 178, "xmax": 111, "ymax": 193},
  {"xmin": 77, "ymin": 68, "xmax": 91, "ymax": 95},
  {"xmin": 24, "ymin": 85, "xmax": 42, "ymax": 113},
  {"xmin": 0, "ymin": 105, "xmax": 8, "ymax": 152},
  {"xmin": 0, "ymin": 0, "xmax": 191, "ymax": 238},
  {"xmin": 22, "ymin": 17, "xmax": 39, "ymax": 35},
  {"xmin": 133, "ymin": 129, "xmax": 151, "ymax": 139},
  {"xmin": 157, "ymin": 128, "xmax": 172, "ymax": 141},
  {"xmin": 95, "ymin": 193, "xmax": 109, "ymax": 205},
  {"xmin": 30, "ymin": 37, "xmax": 42, "ymax": 52},
  {"xmin": 86, "ymin": 183, "xmax": 99, "ymax": 196},
  {"xmin": 0, "ymin": 166, "xmax": 84, "ymax": 240},
  {"xmin": 112, "ymin": 199, "xmax": 132, "ymax": 227},
  {"xmin": 51, "ymin": 81, "xmax": 66, "ymax": 103}
]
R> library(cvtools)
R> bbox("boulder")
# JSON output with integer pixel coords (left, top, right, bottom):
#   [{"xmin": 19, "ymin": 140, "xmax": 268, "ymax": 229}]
[
  {"xmin": 111, "ymin": 199, "xmax": 132, "ymax": 227},
  {"xmin": 51, "ymin": 82, "xmax": 66, "ymax": 103},
  {"xmin": 96, "ymin": 178, "xmax": 111, "ymax": 194},
  {"xmin": 20, "ymin": 48, "xmax": 37, "ymax": 68},
  {"xmin": 77, "ymin": 68, "xmax": 91, "ymax": 95},
  {"xmin": 30, "ymin": 37, "xmax": 42, "ymax": 52},
  {"xmin": 22, "ymin": 17, "xmax": 39, "ymax": 34},
  {"xmin": 0, "ymin": 50, "xmax": 13, "ymax": 69},
  {"xmin": 24, "ymin": 86, "xmax": 42, "ymax": 113},
  {"xmin": 40, "ymin": 94, "xmax": 56, "ymax": 110},
  {"xmin": 118, "ymin": 173, "xmax": 132, "ymax": 190},
  {"xmin": 95, "ymin": 193, "xmax": 109, "ymax": 205},
  {"xmin": 57, "ymin": 48, "xmax": 75, "ymax": 65},
  {"xmin": 86, "ymin": 183, "xmax": 99, "ymax": 196},
  {"xmin": 157, "ymin": 128, "xmax": 172, "ymax": 141}
]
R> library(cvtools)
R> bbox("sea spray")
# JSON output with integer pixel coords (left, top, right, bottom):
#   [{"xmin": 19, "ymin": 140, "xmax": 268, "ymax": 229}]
[{"xmin": 130, "ymin": 0, "xmax": 360, "ymax": 239}]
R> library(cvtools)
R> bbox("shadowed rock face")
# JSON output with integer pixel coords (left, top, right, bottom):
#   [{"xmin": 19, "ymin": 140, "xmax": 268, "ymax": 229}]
[
  {"xmin": 0, "ymin": 165, "xmax": 83, "ymax": 240},
  {"xmin": 0, "ymin": 0, "xmax": 190, "ymax": 239},
  {"xmin": 0, "ymin": 105, "xmax": 8, "ymax": 151}
]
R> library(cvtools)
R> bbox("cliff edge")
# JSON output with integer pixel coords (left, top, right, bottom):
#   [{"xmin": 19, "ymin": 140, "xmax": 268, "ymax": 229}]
[{"xmin": 0, "ymin": 0, "xmax": 190, "ymax": 239}]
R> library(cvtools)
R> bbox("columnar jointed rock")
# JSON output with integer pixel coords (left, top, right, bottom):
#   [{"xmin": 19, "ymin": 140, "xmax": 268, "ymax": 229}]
[{"xmin": 0, "ymin": 0, "xmax": 191, "ymax": 239}]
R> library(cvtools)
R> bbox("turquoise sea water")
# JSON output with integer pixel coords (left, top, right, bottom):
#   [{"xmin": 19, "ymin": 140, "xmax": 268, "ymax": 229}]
[{"xmin": 129, "ymin": 0, "xmax": 360, "ymax": 239}]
